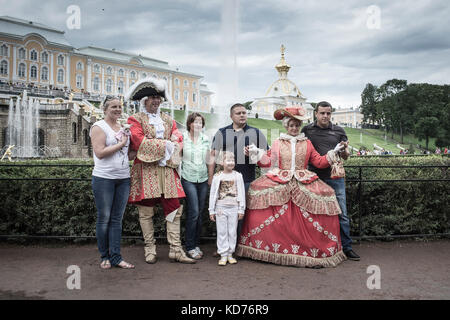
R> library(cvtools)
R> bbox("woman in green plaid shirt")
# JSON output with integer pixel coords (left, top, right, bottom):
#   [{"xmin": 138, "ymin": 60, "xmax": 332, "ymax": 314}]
[{"xmin": 181, "ymin": 112, "xmax": 210, "ymax": 260}]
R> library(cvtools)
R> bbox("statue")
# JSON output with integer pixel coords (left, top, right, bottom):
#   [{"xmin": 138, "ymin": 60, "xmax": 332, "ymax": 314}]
[{"xmin": 1, "ymin": 145, "xmax": 15, "ymax": 161}]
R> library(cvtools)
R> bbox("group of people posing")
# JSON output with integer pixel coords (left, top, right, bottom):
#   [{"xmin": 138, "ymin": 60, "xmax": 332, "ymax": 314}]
[{"xmin": 90, "ymin": 77, "xmax": 360, "ymax": 270}]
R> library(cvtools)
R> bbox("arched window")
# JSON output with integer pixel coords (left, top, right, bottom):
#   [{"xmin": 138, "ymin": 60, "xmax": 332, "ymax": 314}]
[
  {"xmin": 57, "ymin": 69, "xmax": 64, "ymax": 83},
  {"xmin": 38, "ymin": 129, "xmax": 45, "ymax": 149},
  {"xmin": 41, "ymin": 66, "xmax": 48, "ymax": 80},
  {"xmin": 30, "ymin": 50, "xmax": 38, "ymax": 61},
  {"xmin": 174, "ymin": 78, "xmax": 179, "ymax": 86},
  {"xmin": 152, "ymin": 73, "xmax": 157, "ymax": 78},
  {"xmin": 183, "ymin": 90, "xmax": 188, "ymax": 102},
  {"xmin": 94, "ymin": 64, "xmax": 100, "ymax": 73},
  {"xmin": 106, "ymin": 67, "xmax": 112, "ymax": 75},
  {"xmin": 106, "ymin": 79, "xmax": 112, "ymax": 93},
  {"xmin": 118, "ymin": 80, "xmax": 124, "ymax": 94},
  {"xmin": 118, "ymin": 69, "xmax": 124, "ymax": 77},
  {"xmin": 76, "ymin": 75, "xmax": 83, "ymax": 88},
  {"xmin": 18, "ymin": 48, "xmax": 26, "ymax": 59},
  {"xmin": 57, "ymin": 55, "xmax": 64, "ymax": 65},
  {"xmin": 183, "ymin": 79, "xmax": 188, "ymax": 87},
  {"xmin": 18, "ymin": 63, "xmax": 26, "ymax": 77},
  {"xmin": 93, "ymin": 77, "xmax": 100, "ymax": 91},
  {"xmin": 193, "ymin": 81, "xmax": 196, "ymax": 89},
  {"xmin": 41, "ymin": 52, "xmax": 48, "ymax": 63},
  {"xmin": 142, "ymin": 72, "xmax": 147, "ymax": 78},
  {"xmin": 0, "ymin": 44, "xmax": 8, "ymax": 56},
  {"xmin": 30, "ymin": 65, "xmax": 37, "ymax": 79},
  {"xmin": 83, "ymin": 129, "xmax": 89, "ymax": 147},
  {"xmin": 72, "ymin": 122, "xmax": 77, "ymax": 143},
  {"xmin": 0, "ymin": 60, "xmax": 8, "ymax": 75},
  {"xmin": 174, "ymin": 90, "xmax": 179, "ymax": 101},
  {"xmin": 193, "ymin": 92, "xmax": 197, "ymax": 103},
  {"xmin": 76, "ymin": 61, "xmax": 83, "ymax": 70},
  {"xmin": 130, "ymin": 71, "xmax": 136, "ymax": 79}
]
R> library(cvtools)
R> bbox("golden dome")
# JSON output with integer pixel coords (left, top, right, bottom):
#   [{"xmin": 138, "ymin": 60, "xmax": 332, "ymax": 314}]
[{"xmin": 265, "ymin": 45, "xmax": 304, "ymax": 98}]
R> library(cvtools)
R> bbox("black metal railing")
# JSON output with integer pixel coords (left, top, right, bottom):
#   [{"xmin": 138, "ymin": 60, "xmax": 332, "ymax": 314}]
[
  {"xmin": 344, "ymin": 165, "xmax": 449, "ymax": 240},
  {"xmin": 0, "ymin": 163, "xmax": 449, "ymax": 241}
]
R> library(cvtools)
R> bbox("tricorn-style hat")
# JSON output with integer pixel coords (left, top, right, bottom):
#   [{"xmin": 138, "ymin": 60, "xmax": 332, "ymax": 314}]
[
  {"xmin": 124, "ymin": 77, "xmax": 172, "ymax": 105},
  {"xmin": 274, "ymin": 105, "xmax": 308, "ymax": 121}
]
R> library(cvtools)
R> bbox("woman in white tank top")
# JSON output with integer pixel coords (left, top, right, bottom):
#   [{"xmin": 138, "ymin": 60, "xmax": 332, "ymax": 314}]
[{"xmin": 90, "ymin": 96, "xmax": 134, "ymax": 269}]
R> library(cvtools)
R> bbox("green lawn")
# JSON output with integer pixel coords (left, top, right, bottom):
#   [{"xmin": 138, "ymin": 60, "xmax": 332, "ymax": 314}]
[
  {"xmin": 163, "ymin": 108, "xmax": 425, "ymax": 154},
  {"xmin": 162, "ymin": 108, "xmax": 286, "ymax": 144},
  {"xmin": 344, "ymin": 127, "xmax": 406, "ymax": 154},
  {"xmin": 364, "ymin": 129, "xmax": 437, "ymax": 152}
]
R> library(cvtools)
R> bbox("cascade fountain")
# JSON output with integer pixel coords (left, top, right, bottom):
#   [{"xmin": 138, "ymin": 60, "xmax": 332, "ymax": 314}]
[{"xmin": 5, "ymin": 91, "xmax": 41, "ymax": 158}]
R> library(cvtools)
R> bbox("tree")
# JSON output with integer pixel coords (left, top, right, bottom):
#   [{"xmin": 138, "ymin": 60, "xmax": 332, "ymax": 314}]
[
  {"xmin": 377, "ymin": 79, "xmax": 407, "ymax": 139},
  {"xmin": 415, "ymin": 116, "xmax": 439, "ymax": 150},
  {"xmin": 243, "ymin": 101, "xmax": 253, "ymax": 111},
  {"xmin": 360, "ymin": 83, "xmax": 378, "ymax": 125},
  {"xmin": 413, "ymin": 84, "xmax": 448, "ymax": 150}
]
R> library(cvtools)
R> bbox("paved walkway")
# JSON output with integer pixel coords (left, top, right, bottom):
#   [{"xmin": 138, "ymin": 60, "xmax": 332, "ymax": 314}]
[{"xmin": 0, "ymin": 239, "xmax": 449, "ymax": 300}]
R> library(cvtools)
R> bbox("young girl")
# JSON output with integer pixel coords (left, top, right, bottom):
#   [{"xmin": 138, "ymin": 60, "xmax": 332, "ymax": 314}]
[{"xmin": 209, "ymin": 151, "xmax": 246, "ymax": 266}]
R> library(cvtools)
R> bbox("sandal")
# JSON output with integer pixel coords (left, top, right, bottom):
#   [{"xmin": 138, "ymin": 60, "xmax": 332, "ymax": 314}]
[
  {"xmin": 100, "ymin": 259, "xmax": 111, "ymax": 269},
  {"xmin": 116, "ymin": 260, "xmax": 135, "ymax": 269}
]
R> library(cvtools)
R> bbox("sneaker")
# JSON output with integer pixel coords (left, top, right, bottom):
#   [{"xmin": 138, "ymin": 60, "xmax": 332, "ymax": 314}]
[
  {"xmin": 218, "ymin": 257, "xmax": 227, "ymax": 266},
  {"xmin": 227, "ymin": 255, "xmax": 237, "ymax": 264},
  {"xmin": 195, "ymin": 247, "xmax": 204, "ymax": 258},
  {"xmin": 187, "ymin": 249, "xmax": 202, "ymax": 260},
  {"xmin": 344, "ymin": 249, "xmax": 360, "ymax": 261}
]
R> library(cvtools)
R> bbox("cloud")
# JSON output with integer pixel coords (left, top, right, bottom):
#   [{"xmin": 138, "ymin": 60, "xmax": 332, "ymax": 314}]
[{"xmin": 1, "ymin": 0, "xmax": 448, "ymax": 109}]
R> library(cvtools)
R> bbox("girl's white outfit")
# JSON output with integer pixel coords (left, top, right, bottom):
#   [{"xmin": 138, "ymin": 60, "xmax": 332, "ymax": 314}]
[{"xmin": 209, "ymin": 170, "xmax": 246, "ymax": 257}]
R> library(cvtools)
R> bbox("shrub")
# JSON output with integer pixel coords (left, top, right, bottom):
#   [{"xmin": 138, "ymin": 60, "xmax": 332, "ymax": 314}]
[{"xmin": 0, "ymin": 156, "xmax": 448, "ymax": 242}]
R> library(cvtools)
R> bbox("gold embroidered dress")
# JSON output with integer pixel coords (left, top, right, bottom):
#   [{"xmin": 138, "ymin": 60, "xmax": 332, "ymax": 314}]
[
  {"xmin": 236, "ymin": 133, "xmax": 347, "ymax": 267},
  {"xmin": 127, "ymin": 111, "xmax": 185, "ymax": 212}
]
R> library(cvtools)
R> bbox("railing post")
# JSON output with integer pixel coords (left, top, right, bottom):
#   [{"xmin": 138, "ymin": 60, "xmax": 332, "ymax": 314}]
[{"xmin": 358, "ymin": 166, "xmax": 363, "ymax": 238}]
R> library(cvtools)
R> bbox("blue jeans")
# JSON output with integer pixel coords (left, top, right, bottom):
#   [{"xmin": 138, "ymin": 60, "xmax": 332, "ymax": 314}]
[
  {"xmin": 323, "ymin": 178, "xmax": 352, "ymax": 251},
  {"xmin": 92, "ymin": 176, "xmax": 130, "ymax": 266},
  {"xmin": 181, "ymin": 178, "xmax": 208, "ymax": 251}
]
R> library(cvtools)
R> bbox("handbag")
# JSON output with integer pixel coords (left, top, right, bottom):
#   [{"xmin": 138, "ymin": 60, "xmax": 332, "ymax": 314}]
[{"xmin": 330, "ymin": 154, "xmax": 345, "ymax": 179}]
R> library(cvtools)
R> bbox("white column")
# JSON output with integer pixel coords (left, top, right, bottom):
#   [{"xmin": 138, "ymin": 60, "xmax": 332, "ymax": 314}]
[
  {"xmin": 49, "ymin": 52, "xmax": 54, "ymax": 85},
  {"xmin": 114, "ymin": 67, "xmax": 117, "ymax": 95},
  {"xmin": 66, "ymin": 54, "xmax": 70, "ymax": 88},
  {"xmin": 101, "ymin": 65, "xmax": 104, "ymax": 94},
  {"xmin": 87, "ymin": 59, "xmax": 92, "ymax": 92},
  {"xmin": 168, "ymin": 73, "xmax": 173, "ymax": 101},
  {"xmin": 12, "ymin": 45, "xmax": 17, "ymax": 81},
  {"xmin": 125, "ymin": 69, "xmax": 129, "ymax": 92}
]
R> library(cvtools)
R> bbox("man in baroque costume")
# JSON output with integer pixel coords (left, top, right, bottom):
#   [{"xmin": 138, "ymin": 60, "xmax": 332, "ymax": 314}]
[{"xmin": 125, "ymin": 77, "xmax": 195, "ymax": 264}]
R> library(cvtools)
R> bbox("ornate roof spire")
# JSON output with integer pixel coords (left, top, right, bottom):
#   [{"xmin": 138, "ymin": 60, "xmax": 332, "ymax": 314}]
[{"xmin": 275, "ymin": 44, "xmax": 291, "ymax": 78}]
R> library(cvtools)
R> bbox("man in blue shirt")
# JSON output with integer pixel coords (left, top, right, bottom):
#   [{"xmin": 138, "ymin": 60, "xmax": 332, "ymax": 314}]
[{"xmin": 301, "ymin": 101, "xmax": 360, "ymax": 261}]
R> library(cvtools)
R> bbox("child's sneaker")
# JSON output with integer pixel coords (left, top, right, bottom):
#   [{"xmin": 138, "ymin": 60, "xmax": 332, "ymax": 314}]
[
  {"xmin": 218, "ymin": 256, "xmax": 227, "ymax": 266},
  {"xmin": 227, "ymin": 255, "xmax": 237, "ymax": 264}
]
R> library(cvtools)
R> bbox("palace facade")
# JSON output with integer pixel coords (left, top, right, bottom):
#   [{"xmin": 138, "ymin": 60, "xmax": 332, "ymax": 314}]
[{"xmin": 0, "ymin": 16, "xmax": 213, "ymax": 111}]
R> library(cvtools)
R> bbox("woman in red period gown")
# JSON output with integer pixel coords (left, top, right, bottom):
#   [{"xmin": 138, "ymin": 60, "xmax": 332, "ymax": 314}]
[{"xmin": 236, "ymin": 106, "xmax": 347, "ymax": 268}]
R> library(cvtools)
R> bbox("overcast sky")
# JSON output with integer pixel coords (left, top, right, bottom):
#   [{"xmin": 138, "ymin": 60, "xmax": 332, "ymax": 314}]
[{"xmin": 2, "ymin": 0, "xmax": 449, "ymax": 109}]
